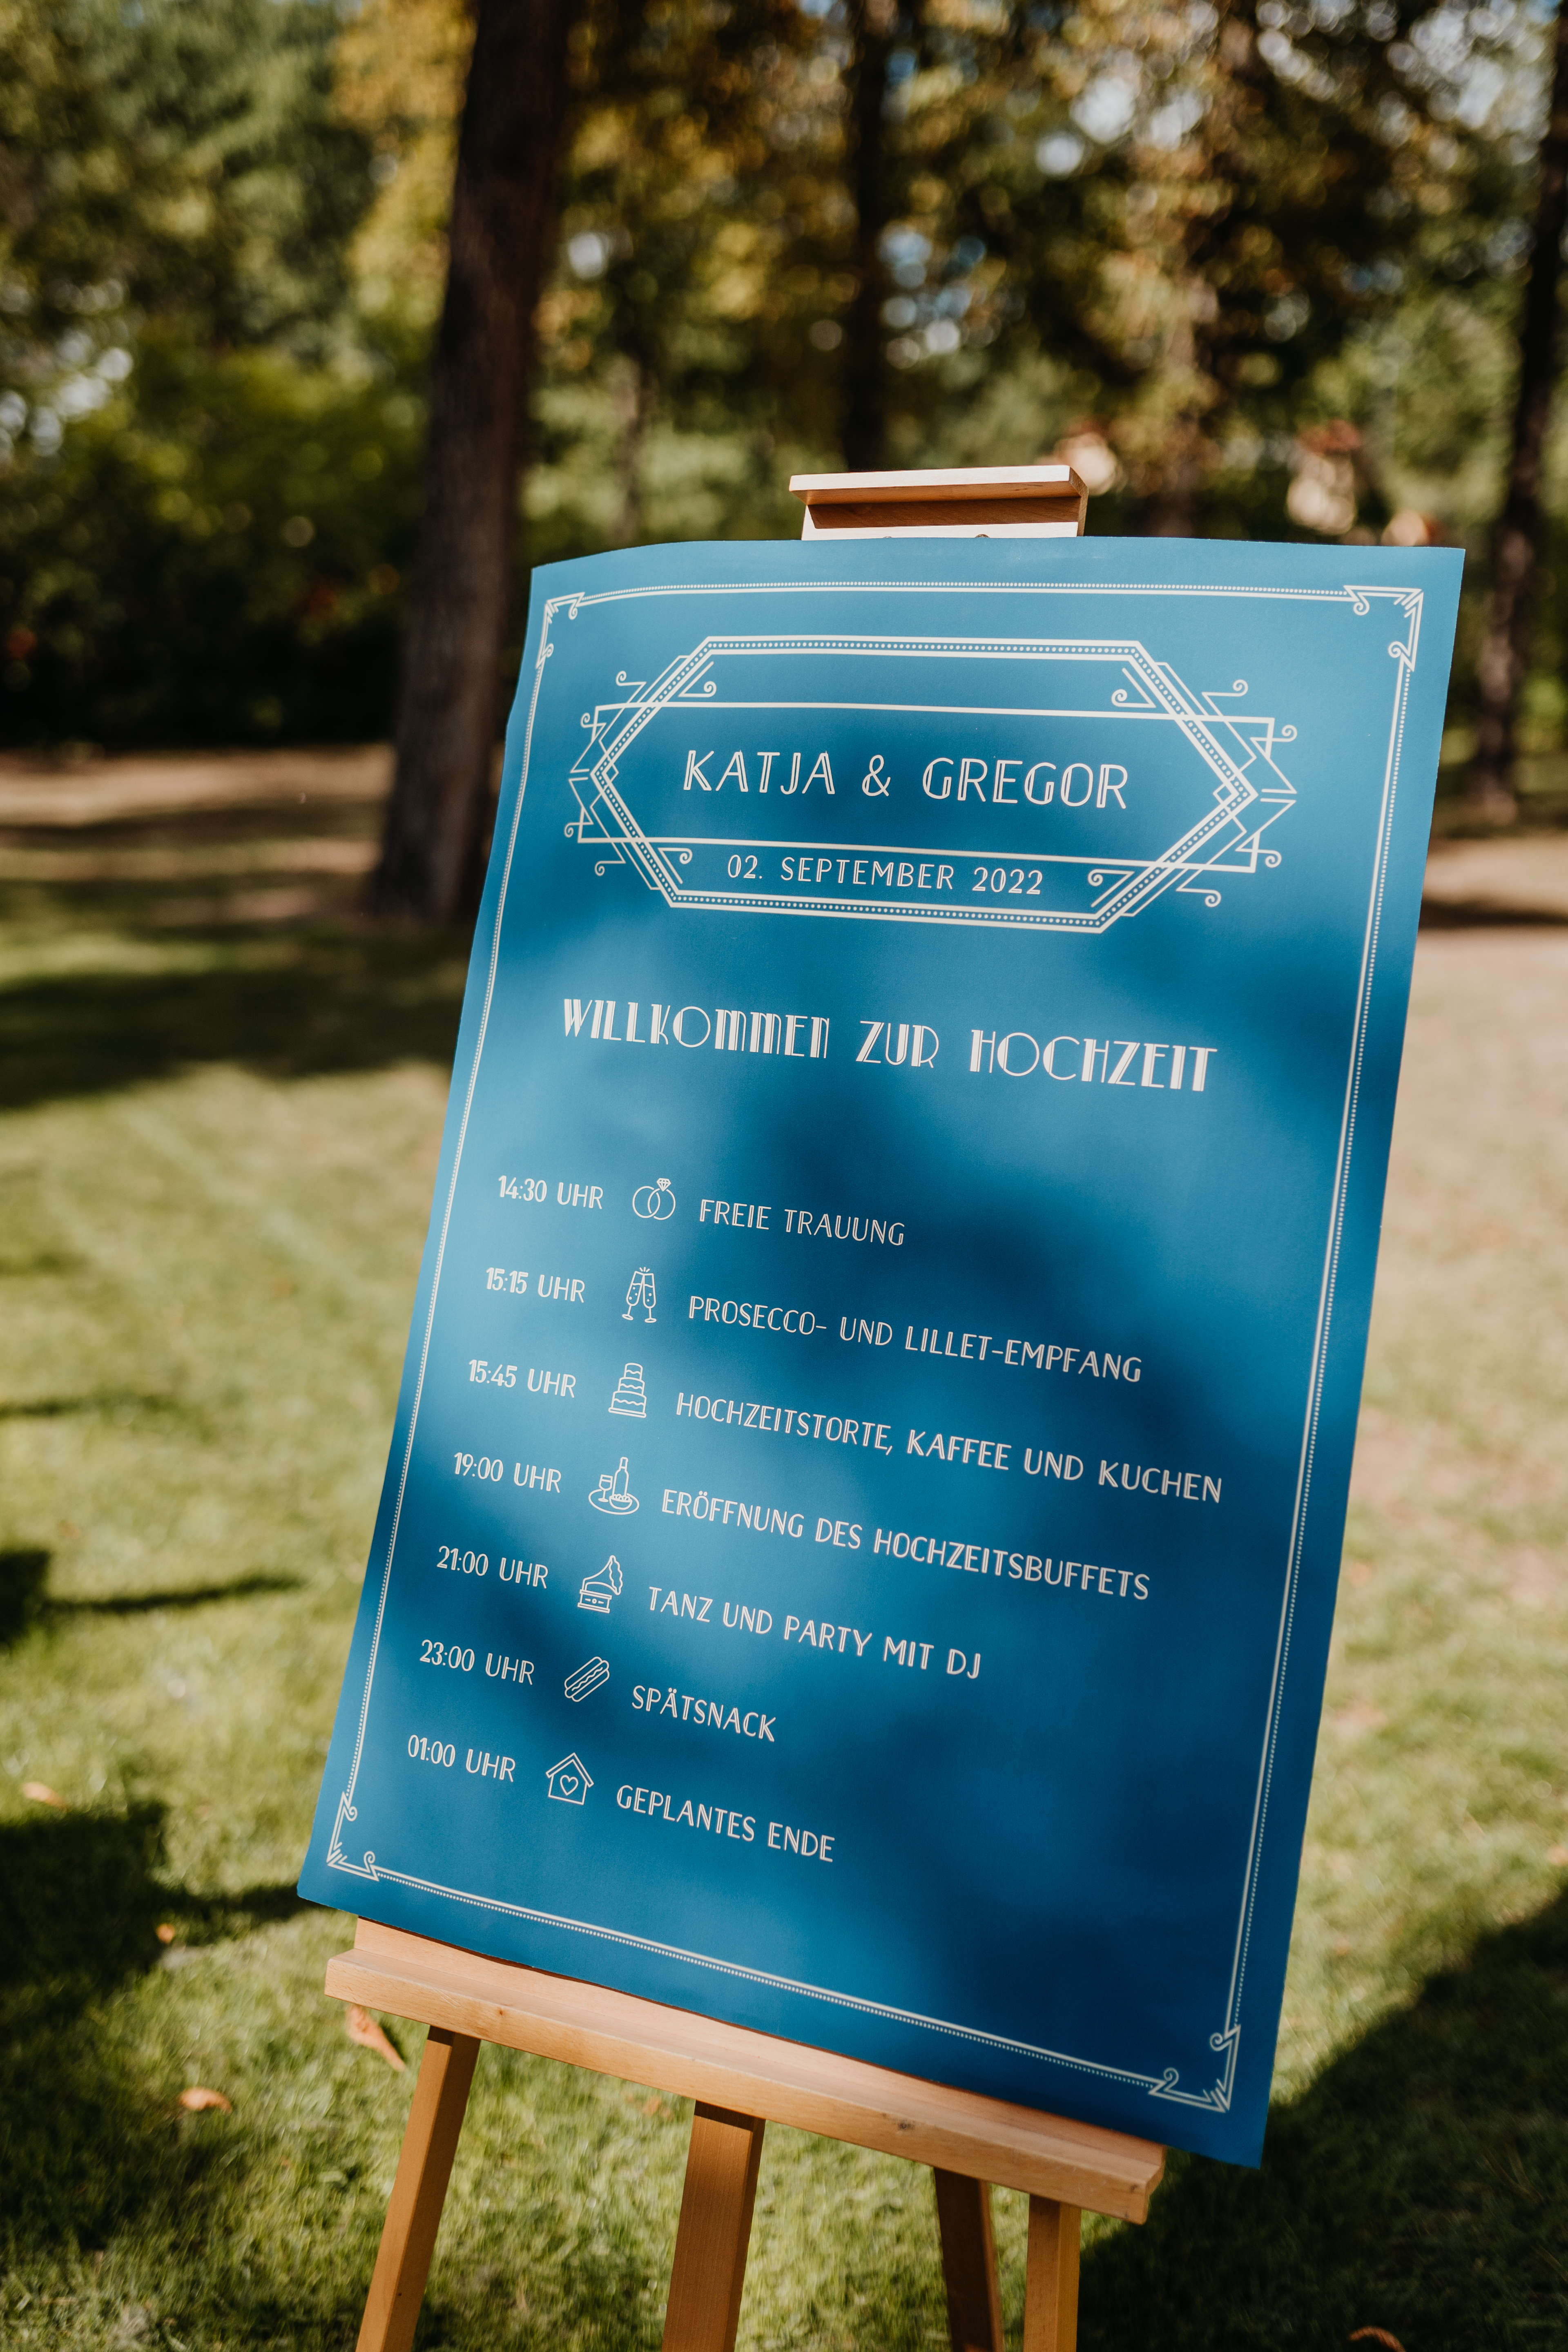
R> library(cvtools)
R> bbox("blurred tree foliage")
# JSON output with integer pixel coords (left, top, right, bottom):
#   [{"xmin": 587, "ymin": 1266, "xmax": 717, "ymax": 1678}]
[
  {"xmin": 0, "ymin": 0, "xmax": 409, "ymax": 741},
  {"xmin": 0, "ymin": 0, "xmax": 1561, "ymax": 754}
]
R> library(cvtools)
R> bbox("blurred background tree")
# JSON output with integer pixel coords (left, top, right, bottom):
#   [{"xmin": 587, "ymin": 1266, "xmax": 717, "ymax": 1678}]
[
  {"xmin": 0, "ymin": 0, "xmax": 417, "ymax": 741},
  {"xmin": 1468, "ymin": 0, "xmax": 1568, "ymax": 819},
  {"xmin": 368, "ymin": 0, "xmax": 575, "ymax": 922},
  {"xmin": 2, "ymin": 0, "xmax": 1566, "ymax": 828}
]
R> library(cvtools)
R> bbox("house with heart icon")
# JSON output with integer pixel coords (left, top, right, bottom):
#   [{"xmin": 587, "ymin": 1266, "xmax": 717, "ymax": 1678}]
[{"xmin": 545, "ymin": 1753, "xmax": 593, "ymax": 1805}]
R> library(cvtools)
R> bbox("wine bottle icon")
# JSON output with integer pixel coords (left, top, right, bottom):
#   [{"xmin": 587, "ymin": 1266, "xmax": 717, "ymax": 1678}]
[{"xmin": 588, "ymin": 1455, "xmax": 638, "ymax": 1515}]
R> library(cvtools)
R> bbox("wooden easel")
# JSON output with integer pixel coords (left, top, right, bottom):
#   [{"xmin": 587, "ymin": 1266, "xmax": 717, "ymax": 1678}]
[
  {"xmin": 328, "ymin": 1921, "xmax": 1163, "ymax": 2352},
  {"xmin": 788, "ymin": 464, "xmax": 1086, "ymax": 540},
  {"xmin": 334, "ymin": 462, "xmax": 1122, "ymax": 2352}
]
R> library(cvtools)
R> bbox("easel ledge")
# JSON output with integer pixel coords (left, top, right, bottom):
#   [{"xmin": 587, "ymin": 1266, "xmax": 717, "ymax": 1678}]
[
  {"xmin": 788, "ymin": 464, "xmax": 1087, "ymax": 538},
  {"xmin": 327, "ymin": 1921, "xmax": 1163, "ymax": 2352}
]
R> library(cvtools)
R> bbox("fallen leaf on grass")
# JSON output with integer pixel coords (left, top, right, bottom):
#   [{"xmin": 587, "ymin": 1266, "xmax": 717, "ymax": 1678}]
[
  {"xmin": 155, "ymin": 1924, "xmax": 177, "ymax": 1944},
  {"xmin": 22, "ymin": 1781, "xmax": 66, "ymax": 1808},
  {"xmin": 345, "ymin": 2005, "xmax": 406, "ymax": 2070},
  {"xmin": 1349, "ymin": 2332, "xmax": 1406, "ymax": 2350},
  {"xmin": 178, "ymin": 2087, "xmax": 232, "ymax": 2113}
]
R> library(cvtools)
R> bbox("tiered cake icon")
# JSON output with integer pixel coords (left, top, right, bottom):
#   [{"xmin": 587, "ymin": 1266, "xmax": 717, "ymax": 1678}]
[{"xmin": 608, "ymin": 1361, "xmax": 647, "ymax": 1418}]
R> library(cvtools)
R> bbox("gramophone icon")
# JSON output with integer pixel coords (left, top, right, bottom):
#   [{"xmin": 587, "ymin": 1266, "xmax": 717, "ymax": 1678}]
[
  {"xmin": 589, "ymin": 1455, "xmax": 638, "ymax": 1515},
  {"xmin": 577, "ymin": 1560, "xmax": 622, "ymax": 1616}
]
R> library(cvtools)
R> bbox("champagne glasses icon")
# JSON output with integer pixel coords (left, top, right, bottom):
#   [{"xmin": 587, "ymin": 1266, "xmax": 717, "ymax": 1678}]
[{"xmin": 623, "ymin": 1266, "xmax": 656, "ymax": 1322}]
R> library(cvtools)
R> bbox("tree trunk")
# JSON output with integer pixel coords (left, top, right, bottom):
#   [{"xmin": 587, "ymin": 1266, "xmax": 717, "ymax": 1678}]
[
  {"xmin": 841, "ymin": 0, "xmax": 896, "ymax": 473},
  {"xmin": 1142, "ymin": 398, "xmax": 1202, "ymax": 537},
  {"xmin": 610, "ymin": 355, "xmax": 646, "ymax": 549},
  {"xmin": 371, "ymin": 0, "xmax": 576, "ymax": 923},
  {"xmin": 1141, "ymin": 0, "xmax": 1261, "ymax": 536},
  {"xmin": 1470, "ymin": 0, "xmax": 1568, "ymax": 821}
]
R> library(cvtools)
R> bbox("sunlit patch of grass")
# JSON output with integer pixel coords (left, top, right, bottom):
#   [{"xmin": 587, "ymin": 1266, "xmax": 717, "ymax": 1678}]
[{"xmin": 1, "ymin": 908, "xmax": 1564, "ymax": 2349}]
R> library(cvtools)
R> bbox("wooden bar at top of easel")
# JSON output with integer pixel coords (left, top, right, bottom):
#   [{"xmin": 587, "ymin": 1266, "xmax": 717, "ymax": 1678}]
[
  {"xmin": 789, "ymin": 465, "xmax": 1087, "ymax": 538},
  {"xmin": 326, "ymin": 1921, "xmax": 1162, "ymax": 2222}
]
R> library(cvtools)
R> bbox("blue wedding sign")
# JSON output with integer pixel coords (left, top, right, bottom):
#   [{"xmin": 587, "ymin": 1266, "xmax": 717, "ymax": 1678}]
[{"xmin": 300, "ymin": 535, "xmax": 1461, "ymax": 2166}]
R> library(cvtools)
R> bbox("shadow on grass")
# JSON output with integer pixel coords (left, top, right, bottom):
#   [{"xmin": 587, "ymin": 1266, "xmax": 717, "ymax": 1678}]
[
  {"xmin": 0, "ymin": 1549, "xmax": 48, "ymax": 1644},
  {"xmin": 0, "ymin": 922, "xmax": 471, "ymax": 1113},
  {"xmin": 1080, "ymin": 1890, "xmax": 1568, "ymax": 2350},
  {"xmin": 2, "ymin": 1832, "xmax": 1564, "ymax": 2345},
  {"xmin": 0, "ymin": 1799, "xmax": 310, "ymax": 2250},
  {"xmin": 2, "ymin": 1784, "xmax": 1562, "ymax": 2343},
  {"xmin": 0, "ymin": 1798, "xmax": 668, "ymax": 2347},
  {"xmin": 0, "ymin": 1247, "xmax": 80, "ymax": 1277},
  {"xmin": 57, "ymin": 1572, "xmax": 305, "ymax": 1618},
  {"xmin": 0, "ymin": 1548, "xmax": 303, "ymax": 1646},
  {"xmin": 0, "ymin": 1390, "xmax": 181, "ymax": 1421}
]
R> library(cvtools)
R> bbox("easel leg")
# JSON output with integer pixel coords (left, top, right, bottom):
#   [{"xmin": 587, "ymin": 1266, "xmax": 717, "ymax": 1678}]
[
  {"xmin": 932, "ymin": 2171, "xmax": 1004, "ymax": 2352},
  {"xmin": 356, "ymin": 2026, "xmax": 480, "ymax": 2352},
  {"xmin": 662, "ymin": 2101, "xmax": 767, "ymax": 2352},
  {"xmin": 1022, "ymin": 2196, "xmax": 1081, "ymax": 2352}
]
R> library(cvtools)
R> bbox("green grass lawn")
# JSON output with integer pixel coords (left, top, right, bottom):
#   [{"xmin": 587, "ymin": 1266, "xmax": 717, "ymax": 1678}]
[{"xmin": 2, "ymin": 876, "xmax": 1566, "ymax": 2351}]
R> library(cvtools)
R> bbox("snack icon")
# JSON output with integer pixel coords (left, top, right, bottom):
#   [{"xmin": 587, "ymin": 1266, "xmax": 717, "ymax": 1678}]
[
  {"xmin": 608, "ymin": 1362, "xmax": 647, "ymax": 1419},
  {"xmin": 578, "ymin": 1555, "xmax": 623, "ymax": 1613},
  {"xmin": 564, "ymin": 1655, "xmax": 610, "ymax": 1703},
  {"xmin": 632, "ymin": 1178, "xmax": 676, "ymax": 1221},
  {"xmin": 589, "ymin": 1455, "xmax": 638, "ymax": 1514}
]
